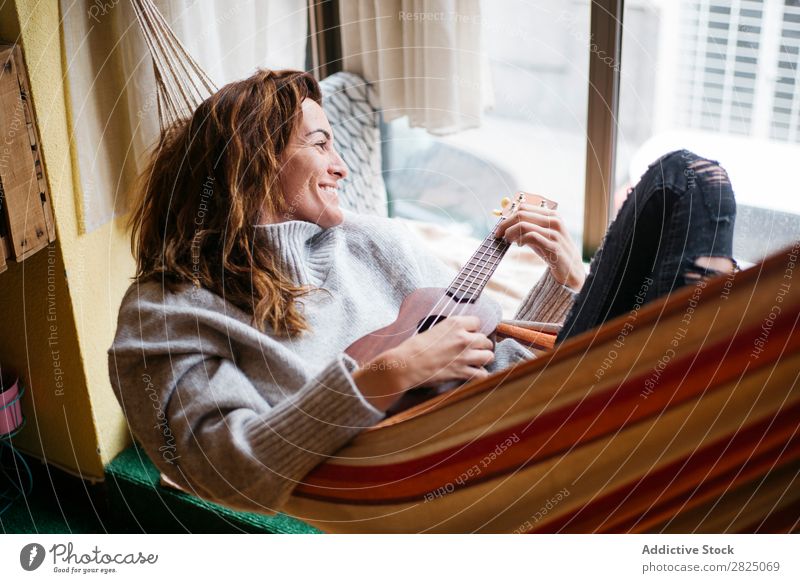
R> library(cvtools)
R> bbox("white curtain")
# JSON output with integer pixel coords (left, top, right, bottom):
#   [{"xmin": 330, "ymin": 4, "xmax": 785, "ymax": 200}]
[
  {"xmin": 60, "ymin": 0, "xmax": 307, "ymax": 233},
  {"xmin": 339, "ymin": 0, "xmax": 492, "ymax": 136}
]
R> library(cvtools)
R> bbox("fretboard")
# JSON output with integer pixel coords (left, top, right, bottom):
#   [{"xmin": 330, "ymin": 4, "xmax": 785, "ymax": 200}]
[{"xmin": 445, "ymin": 229, "xmax": 510, "ymax": 303}]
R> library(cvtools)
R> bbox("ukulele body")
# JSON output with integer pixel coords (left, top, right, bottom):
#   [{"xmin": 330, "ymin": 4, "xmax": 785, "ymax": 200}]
[
  {"xmin": 343, "ymin": 192, "xmax": 557, "ymax": 414},
  {"xmin": 344, "ymin": 287, "xmax": 502, "ymax": 366}
]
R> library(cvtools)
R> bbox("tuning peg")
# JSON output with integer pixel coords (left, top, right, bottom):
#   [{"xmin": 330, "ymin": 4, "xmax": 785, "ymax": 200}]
[
  {"xmin": 500, "ymin": 196, "xmax": 511, "ymax": 208},
  {"xmin": 492, "ymin": 208, "xmax": 502, "ymax": 216}
]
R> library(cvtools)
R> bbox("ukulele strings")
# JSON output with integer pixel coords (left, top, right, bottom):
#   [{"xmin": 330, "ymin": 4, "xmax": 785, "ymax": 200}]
[
  {"xmin": 431, "ymin": 196, "xmax": 547, "ymax": 328},
  {"xmin": 442, "ymin": 227, "xmax": 507, "ymax": 315},
  {"xmin": 413, "ymin": 214, "xmax": 508, "ymax": 335},
  {"xmin": 425, "ymin": 226, "xmax": 505, "ymax": 328},
  {"xmin": 413, "ymin": 214, "xmax": 509, "ymax": 335}
]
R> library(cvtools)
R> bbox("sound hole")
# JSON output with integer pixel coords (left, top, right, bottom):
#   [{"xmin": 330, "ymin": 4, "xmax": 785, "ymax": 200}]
[
  {"xmin": 445, "ymin": 290, "xmax": 477, "ymax": 304},
  {"xmin": 417, "ymin": 314, "xmax": 447, "ymax": 333}
]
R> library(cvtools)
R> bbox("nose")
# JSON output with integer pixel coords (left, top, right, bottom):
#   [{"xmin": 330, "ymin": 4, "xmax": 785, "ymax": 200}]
[{"xmin": 329, "ymin": 148, "xmax": 349, "ymax": 181}]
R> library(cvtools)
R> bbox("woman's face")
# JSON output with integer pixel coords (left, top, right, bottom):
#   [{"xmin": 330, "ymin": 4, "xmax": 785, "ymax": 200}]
[{"xmin": 273, "ymin": 98, "xmax": 349, "ymax": 228}]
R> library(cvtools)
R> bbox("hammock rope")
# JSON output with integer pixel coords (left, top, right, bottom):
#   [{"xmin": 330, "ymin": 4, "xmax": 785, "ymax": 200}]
[{"xmin": 131, "ymin": 0, "xmax": 217, "ymax": 130}]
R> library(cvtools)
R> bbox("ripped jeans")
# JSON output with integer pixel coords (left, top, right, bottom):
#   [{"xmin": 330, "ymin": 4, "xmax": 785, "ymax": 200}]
[{"xmin": 557, "ymin": 149, "xmax": 738, "ymax": 343}]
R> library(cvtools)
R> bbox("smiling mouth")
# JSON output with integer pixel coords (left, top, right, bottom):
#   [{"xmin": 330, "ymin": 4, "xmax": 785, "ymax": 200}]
[{"xmin": 319, "ymin": 184, "xmax": 338, "ymax": 196}]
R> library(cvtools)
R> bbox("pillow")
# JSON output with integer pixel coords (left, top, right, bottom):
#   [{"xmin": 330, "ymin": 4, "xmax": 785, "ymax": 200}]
[{"xmin": 320, "ymin": 72, "xmax": 388, "ymax": 217}]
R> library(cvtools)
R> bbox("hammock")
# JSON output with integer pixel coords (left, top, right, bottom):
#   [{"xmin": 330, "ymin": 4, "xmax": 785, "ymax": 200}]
[
  {"xmin": 285, "ymin": 245, "xmax": 800, "ymax": 532},
  {"xmin": 131, "ymin": 0, "xmax": 217, "ymax": 130},
  {"xmin": 133, "ymin": 1, "xmax": 799, "ymax": 533}
]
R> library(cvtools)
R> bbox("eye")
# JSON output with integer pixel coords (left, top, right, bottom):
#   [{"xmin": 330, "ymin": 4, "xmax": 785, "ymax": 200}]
[{"xmin": 315, "ymin": 141, "xmax": 327, "ymax": 150}]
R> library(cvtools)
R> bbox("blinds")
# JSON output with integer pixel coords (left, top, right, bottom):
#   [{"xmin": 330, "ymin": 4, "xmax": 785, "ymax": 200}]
[
  {"xmin": 676, "ymin": 0, "xmax": 763, "ymax": 134},
  {"xmin": 674, "ymin": 0, "xmax": 800, "ymax": 143},
  {"xmin": 772, "ymin": 0, "xmax": 800, "ymax": 141}
]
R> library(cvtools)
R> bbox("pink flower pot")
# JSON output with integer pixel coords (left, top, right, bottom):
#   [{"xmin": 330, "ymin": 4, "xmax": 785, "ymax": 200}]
[{"xmin": 0, "ymin": 371, "xmax": 24, "ymax": 437}]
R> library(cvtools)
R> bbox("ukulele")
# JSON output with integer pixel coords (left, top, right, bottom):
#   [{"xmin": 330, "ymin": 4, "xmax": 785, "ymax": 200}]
[{"xmin": 345, "ymin": 192, "xmax": 558, "ymax": 411}]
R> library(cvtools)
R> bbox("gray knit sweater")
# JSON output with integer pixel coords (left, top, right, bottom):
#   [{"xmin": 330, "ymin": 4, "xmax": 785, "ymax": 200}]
[{"xmin": 108, "ymin": 209, "xmax": 575, "ymax": 514}]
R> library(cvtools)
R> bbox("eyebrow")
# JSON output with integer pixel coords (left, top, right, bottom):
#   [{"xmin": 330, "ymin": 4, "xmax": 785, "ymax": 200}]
[{"xmin": 304, "ymin": 129, "xmax": 331, "ymax": 140}]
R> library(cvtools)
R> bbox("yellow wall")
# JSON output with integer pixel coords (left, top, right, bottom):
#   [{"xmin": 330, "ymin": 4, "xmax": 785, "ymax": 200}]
[{"xmin": 0, "ymin": 1, "xmax": 134, "ymax": 480}]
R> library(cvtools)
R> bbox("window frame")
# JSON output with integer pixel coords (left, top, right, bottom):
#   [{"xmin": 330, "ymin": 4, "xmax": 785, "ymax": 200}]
[
  {"xmin": 307, "ymin": 0, "xmax": 343, "ymax": 80},
  {"xmin": 584, "ymin": 0, "xmax": 624, "ymax": 259},
  {"xmin": 309, "ymin": 0, "xmax": 624, "ymax": 259}
]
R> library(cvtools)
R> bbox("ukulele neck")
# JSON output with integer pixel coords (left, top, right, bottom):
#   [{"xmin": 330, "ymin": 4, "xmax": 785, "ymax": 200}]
[{"xmin": 444, "ymin": 228, "xmax": 510, "ymax": 303}]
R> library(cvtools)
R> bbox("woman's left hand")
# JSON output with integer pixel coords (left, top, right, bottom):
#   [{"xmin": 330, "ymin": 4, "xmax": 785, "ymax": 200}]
[{"xmin": 495, "ymin": 201, "xmax": 586, "ymax": 291}]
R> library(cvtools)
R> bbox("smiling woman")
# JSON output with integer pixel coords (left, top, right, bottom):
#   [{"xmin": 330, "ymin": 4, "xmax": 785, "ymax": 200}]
[
  {"xmin": 109, "ymin": 67, "xmax": 738, "ymax": 516},
  {"xmin": 109, "ymin": 68, "xmax": 580, "ymax": 512}
]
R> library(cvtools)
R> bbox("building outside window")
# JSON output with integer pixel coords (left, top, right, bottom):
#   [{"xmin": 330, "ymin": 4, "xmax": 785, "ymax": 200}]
[
  {"xmin": 384, "ymin": 0, "xmax": 591, "ymax": 245},
  {"xmin": 384, "ymin": 0, "xmax": 800, "ymax": 265},
  {"xmin": 616, "ymin": 0, "xmax": 800, "ymax": 265}
]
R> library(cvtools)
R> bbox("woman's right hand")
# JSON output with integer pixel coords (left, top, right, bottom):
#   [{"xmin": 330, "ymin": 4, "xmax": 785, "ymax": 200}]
[{"xmin": 353, "ymin": 315, "xmax": 495, "ymax": 412}]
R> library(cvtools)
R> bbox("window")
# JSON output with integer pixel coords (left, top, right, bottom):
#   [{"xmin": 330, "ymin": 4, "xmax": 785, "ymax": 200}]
[
  {"xmin": 383, "ymin": 0, "xmax": 591, "ymax": 245},
  {"xmin": 615, "ymin": 0, "xmax": 800, "ymax": 265}
]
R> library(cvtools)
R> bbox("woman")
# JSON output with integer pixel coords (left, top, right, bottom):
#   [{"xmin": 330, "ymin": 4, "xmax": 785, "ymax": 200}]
[{"xmin": 108, "ymin": 69, "xmax": 736, "ymax": 514}]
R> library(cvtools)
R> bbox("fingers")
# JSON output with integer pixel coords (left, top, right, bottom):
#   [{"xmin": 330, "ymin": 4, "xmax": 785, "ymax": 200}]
[
  {"xmin": 497, "ymin": 214, "xmax": 566, "ymax": 247},
  {"xmin": 422, "ymin": 316, "xmax": 488, "ymax": 347},
  {"xmin": 519, "ymin": 229, "xmax": 561, "ymax": 258},
  {"xmin": 496, "ymin": 204, "xmax": 562, "ymax": 237},
  {"xmin": 456, "ymin": 328, "xmax": 493, "ymax": 352},
  {"xmin": 513, "ymin": 202, "xmax": 558, "ymax": 218},
  {"xmin": 516, "ymin": 222, "xmax": 562, "ymax": 245},
  {"xmin": 420, "ymin": 315, "xmax": 494, "ymax": 366},
  {"xmin": 465, "ymin": 347, "xmax": 494, "ymax": 367},
  {"xmin": 495, "ymin": 206, "xmax": 584, "ymax": 289},
  {"xmin": 448, "ymin": 314, "xmax": 482, "ymax": 332},
  {"xmin": 469, "ymin": 333, "xmax": 494, "ymax": 351},
  {"xmin": 464, "ymin": 366, "xmax": 490, "ymax": 382},
  {"xmin": 504, "ymin": 223, "xmax": 564, "ymax": 261}
]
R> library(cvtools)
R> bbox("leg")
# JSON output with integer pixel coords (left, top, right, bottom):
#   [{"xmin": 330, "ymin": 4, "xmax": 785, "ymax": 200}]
[{"xmin": 557, "ymin": 150, "xmax": 738, "ymax": 343}]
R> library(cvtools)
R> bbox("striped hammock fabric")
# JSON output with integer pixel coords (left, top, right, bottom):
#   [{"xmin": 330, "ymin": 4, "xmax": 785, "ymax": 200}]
[
  {"xmin": 284, "ymin": 243, "xmax": 800, "ymax": 533},
  {"xmin": 131, "ymin": 0, "xmax": 798, "ymax": 532}
]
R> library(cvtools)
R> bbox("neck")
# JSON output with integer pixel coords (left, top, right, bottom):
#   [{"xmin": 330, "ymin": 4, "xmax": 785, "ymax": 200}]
[
  {"xmin": 254, "ymin": 219, "xmax": 337, "ymax": 287},
  {"xmin": 444, "ymin": 221, "xmax": 510, "ymax": 303}
]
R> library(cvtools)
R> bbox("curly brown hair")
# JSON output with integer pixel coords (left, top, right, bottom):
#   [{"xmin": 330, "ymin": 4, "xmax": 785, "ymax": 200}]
[{"xmin": 128, "ymin": 69, "xmax": 322, "ymax": 337}]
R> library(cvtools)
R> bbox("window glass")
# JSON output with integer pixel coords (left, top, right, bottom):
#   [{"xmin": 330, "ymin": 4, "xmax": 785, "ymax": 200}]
[
  {"xmin": 383, "ymin": 0, "xmax": 591, "ymax": 245},
  {"xmin": 615, "ymin": 0, "xmax": 800, "ymax": 265}
]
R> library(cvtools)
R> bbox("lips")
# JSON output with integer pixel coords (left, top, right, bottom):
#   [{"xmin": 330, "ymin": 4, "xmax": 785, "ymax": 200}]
[{"xmin": 319, "ymin": 184, "xmax": 339, "ymax": 203}]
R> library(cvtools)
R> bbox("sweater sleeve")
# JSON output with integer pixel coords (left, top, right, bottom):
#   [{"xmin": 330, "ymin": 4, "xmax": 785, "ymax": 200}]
[
  {"xmin": 510, "ymin": 269, "xmax": 578, "ymax": 325},
  {"xmin": 163, "ymin": 351, "xmax": 383, "ymax": 513},
  {"xmin": 108, "ymin": 286, "xmax": 385, "ymax": 515},
  {"xmin": 486, "ymin": 271, "xmax": 578, "ymax": 371}
]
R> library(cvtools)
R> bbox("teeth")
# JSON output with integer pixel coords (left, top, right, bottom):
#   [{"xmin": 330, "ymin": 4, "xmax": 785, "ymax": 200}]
[{"xmin": 319, "ymin": 185, "xmax": 337, "ymax": 192}]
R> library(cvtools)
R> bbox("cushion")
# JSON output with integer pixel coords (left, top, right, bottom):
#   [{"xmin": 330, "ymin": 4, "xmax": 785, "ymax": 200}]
[
  {"xmin": 320, "ymin": 71, "xmax": 388, "ymax": 217},
  {"xmin": 106, "ymin": 443, "xmax": 319, "ymax": 533}
]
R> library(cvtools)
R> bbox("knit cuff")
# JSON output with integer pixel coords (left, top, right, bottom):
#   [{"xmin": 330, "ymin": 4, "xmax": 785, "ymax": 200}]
[
  {"xmin": 340, "ymin": 353, "xmax": 386, "ymax": 418},
  {"xmin": 513, "ymin": 269, "xmax": 577, "ymax": 324},
  {"xmin": 250, "ymin": 353, "xmax": 385, "ymax": 455},
  {"xmin": 204, "ymin": 354, "xmax": 387, "ymax": 511}
]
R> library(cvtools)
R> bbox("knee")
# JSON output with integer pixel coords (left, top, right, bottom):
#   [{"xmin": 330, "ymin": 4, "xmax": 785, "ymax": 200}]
[
  {"xmin": 685, "ymin": 155, "xmax": 730, "ymax": 186},
  {"xmin": 643, "ymin": 149, "xmax": 736, "ymax": 222},
  {"xmin": 684, "ymin": 255, "xmax": 739, "ymax": 283},
  {"xmin": 647, "ymin": 149, "xmax": 730, "ymax": 185}
]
